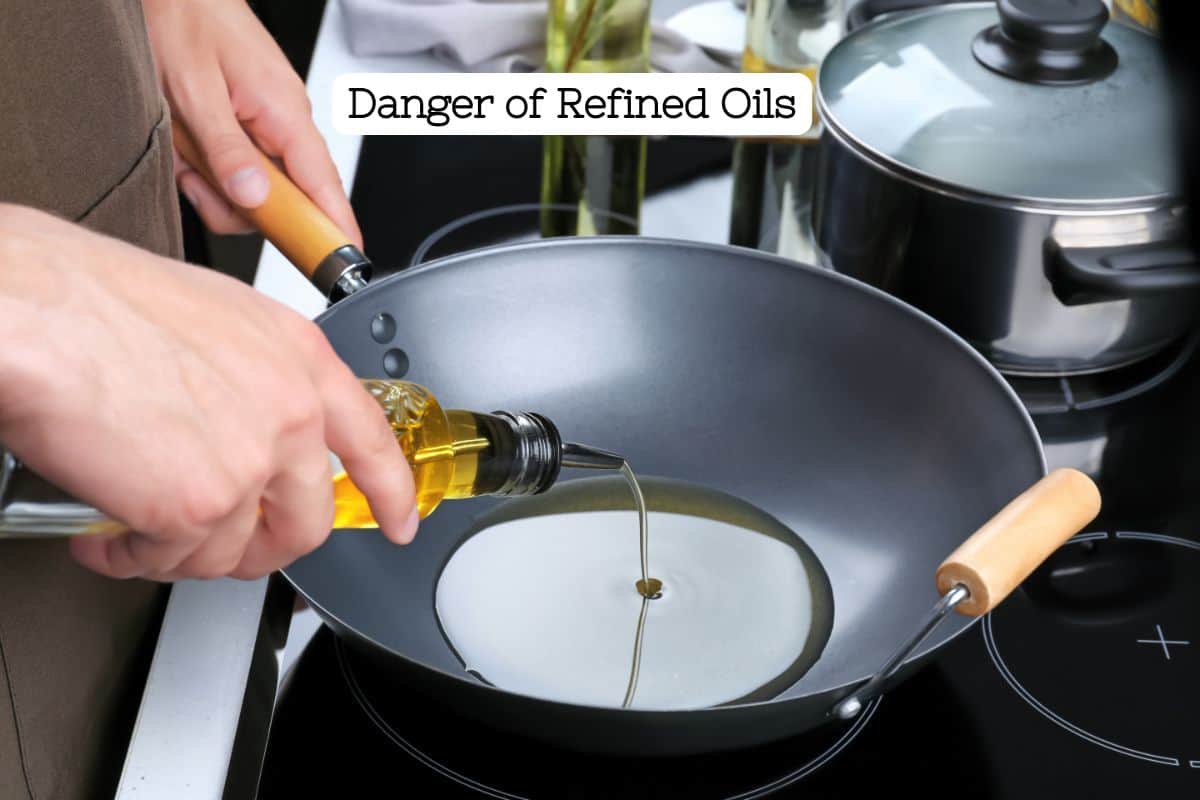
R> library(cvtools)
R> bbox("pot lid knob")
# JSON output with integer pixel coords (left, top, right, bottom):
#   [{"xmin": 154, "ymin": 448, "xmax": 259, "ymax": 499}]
[{"xmin": 973, "ymin": 0, "xmax": 1118, "ymax": 85}]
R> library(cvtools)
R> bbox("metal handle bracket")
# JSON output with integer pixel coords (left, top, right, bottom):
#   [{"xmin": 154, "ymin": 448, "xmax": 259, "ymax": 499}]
[{"xmin": 830, "ymin": 583, "xmax": 970, "ymax": 720}]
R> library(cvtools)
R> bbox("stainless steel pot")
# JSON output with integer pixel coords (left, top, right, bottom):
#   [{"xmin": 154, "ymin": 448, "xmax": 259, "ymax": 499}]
[{"xmin": 814, "ymin": 0, "xmax": 1200, "ymax": 375}]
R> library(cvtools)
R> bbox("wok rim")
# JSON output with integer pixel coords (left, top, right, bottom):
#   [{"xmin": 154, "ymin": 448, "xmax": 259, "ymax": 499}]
[{"xmin": 284, "ymin": 235, "xmax": 1047, "ymax": 719}]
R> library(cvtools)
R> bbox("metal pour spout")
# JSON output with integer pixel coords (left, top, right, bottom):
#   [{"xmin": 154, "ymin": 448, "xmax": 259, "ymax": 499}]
[{"xmin": 560, "ymin": 442, "xmax": 626, "ymax": 471}]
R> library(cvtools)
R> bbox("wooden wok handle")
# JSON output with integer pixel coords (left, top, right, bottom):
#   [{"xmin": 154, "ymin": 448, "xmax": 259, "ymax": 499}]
[
  {"xmin": 936, "ymin": 468, "xmax": 1101, "ymax": 616},
  {"xmin": 170, "ymin": 121, "xmax": 370, "ymax": 298}
]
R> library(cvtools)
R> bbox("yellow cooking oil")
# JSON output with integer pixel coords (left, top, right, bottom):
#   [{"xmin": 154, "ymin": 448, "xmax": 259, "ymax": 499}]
[
  {"xmin": 332, "ymin": 380, "xmax": 494, "ymax": 526},
  {"xmin": 333, "ymin": 380, "xmax": 663, "ymax": 606},
  {"xmin": 739, "ymin": 51, "xmax": 819, "ymax": 136}
]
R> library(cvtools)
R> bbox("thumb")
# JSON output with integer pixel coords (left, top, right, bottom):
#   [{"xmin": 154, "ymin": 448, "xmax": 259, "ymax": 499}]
[
  {"xmin": 176, "ymin": 87, "xmax": 269, "ymax": 209},
  {"xmin": 202, "ymin": 125, "xmax": 270, "ymax": 209}
]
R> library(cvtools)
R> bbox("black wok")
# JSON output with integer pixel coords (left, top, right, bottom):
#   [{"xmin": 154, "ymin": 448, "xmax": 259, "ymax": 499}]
[
  {"xmin": 274, "ymin": 231, "xmax": 1060, "ymax": 754},
  {"xmin": 184, "ymin": 133, "xmax": 1075, "ymax": 753}
]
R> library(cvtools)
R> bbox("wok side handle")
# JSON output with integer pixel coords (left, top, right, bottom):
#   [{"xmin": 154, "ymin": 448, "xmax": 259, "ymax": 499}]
[
  {"xmin": 170, "ymin": 121, "xmax": 371, "ymax": 301},
  {"xmin": 935, "ymin": 468, "xmax": 1101, "ymax": 617},
  {"xmin": 831, "ymin": 469, "xmax": 1100, "ymax": 720}
]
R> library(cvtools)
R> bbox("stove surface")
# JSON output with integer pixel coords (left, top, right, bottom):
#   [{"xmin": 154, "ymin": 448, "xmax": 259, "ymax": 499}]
[{"xmin": 257, "ymin": 137, "xmax": 1199, "ymax": 799}]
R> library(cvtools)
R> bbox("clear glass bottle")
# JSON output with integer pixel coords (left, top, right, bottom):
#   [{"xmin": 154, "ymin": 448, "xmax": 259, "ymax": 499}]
[
  {"xmin": 0, "ymin": 380, "xmax": 623, "ymax": 537},
  {"xmin": 728, "ymin": 0, "xmax": 844, "ymax": 264},
  {"xmin": 540, "ymin": 0, "xmax": 651, "ymax": 237},
  {"xmin": 333, "ymin": 380, "xmax": 573, "ymax": 525}
]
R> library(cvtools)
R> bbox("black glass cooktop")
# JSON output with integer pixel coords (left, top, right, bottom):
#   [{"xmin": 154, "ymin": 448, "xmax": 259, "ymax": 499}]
[{"xmin": 257, "ymin": 137, "xmax": 1199, "ymax": 799}]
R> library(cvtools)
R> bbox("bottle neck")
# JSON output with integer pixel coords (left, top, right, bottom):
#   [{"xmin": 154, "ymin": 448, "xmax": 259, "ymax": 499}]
[{"xmin": 472, "ymin": 411, "xmax": 564, "ymax": 497}]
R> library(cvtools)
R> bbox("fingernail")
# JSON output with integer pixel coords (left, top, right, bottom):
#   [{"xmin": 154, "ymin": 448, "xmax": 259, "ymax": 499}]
[
  {"xmin": 225, "ymin": 166, "xmax": 269, "ymax": 207},
  {"xmin": 398, "ymin": 505, "xmax": 420, "ymax": 544}
]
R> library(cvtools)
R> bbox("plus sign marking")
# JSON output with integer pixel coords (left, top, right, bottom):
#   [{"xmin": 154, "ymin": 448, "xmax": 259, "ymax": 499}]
[{"xmin": 1135, "ymin": 624, "xmax": 1190, "ymax": 660}]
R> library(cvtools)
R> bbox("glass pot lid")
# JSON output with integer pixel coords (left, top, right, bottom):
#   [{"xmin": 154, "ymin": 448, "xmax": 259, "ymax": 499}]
[{"xmin": 816, "ymin": 0, "xmax": 1178, "ymax": 207}]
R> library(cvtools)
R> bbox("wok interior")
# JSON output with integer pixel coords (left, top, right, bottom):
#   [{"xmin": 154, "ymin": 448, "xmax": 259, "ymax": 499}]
[{"xmin": 288, "ymin": 238, "xmax": 1043, "ymax": 706}]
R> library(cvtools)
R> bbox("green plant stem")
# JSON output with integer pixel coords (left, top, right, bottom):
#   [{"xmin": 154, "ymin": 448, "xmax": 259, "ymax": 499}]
[{"xmin": 564, "ymin": 0, "xmax": 599, "ymax": 72}]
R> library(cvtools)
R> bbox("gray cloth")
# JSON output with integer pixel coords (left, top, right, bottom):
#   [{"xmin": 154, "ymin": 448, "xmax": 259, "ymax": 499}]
[{"xmin": 341, "ymin": 0, "xmax": 732, "ymax": 72}]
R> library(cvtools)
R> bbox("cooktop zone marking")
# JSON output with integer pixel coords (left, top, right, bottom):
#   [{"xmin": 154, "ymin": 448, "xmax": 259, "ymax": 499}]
[
  {"xmin": 335, "ymin": 639, "xmax": 882, "ymax": 799},
  {"xmin": 1136, "ymin": 625, "xmax": 1190, "ymax": 661},
  {"xmin": 984, "ymin": 615, "xmax": 1181, "ymax": 767},
  {"xmin": 1115, "ymin": 531, "xmax": 1200, "ymax": 551},
  {"xmin": 983, "ymin": 530, "xmax": 1200, "ymax": 769}
]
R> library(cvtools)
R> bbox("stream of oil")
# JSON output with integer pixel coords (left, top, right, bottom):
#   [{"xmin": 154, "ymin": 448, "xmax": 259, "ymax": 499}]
[
  {"xmin": 435, "ymin": 476, "xmax": 834, "ymax": 711},
  {"xmin": 620, "ymin": 462, "xmax": 659, "ymax": 707}
]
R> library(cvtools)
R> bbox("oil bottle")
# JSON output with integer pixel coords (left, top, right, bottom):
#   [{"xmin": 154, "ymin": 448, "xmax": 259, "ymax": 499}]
[
  {"xmin": 728, "ymin": 0, "xmax": 844, "ymax": 263},
  {"xmin": 0, "ymin": 379, "xmax": 625, "ymax": 537},
  {"xmin": 332, "ymin": 380, "xmax": 625, "ymax": 526},
  {"xmin": 540, "ymin": 0, "xmax": 651, "ymax": 237}
]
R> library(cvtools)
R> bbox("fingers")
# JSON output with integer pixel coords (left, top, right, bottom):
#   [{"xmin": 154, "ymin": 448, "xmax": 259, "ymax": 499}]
[
  {"xmin": 69, "ymin": 457, "xmax": 333, "ymax": 582},
  {"xmin": 171, "ymin": 69, "xmax": 271, "ymax": 210},
  {"xmin": 317, "ymin": 359, "xmax": 418, "ymax": 544},
  {"xmin": 230, "ymin": 448, "xmax": 335, "ymax": 579},
  {"xmin": 68, "ymin": 460, "xmax": 330, "ymax": 582},
  {"xmin": 155, "ymin": 490, "xmax": 262, "ymax": 581},
  {"xmin": 69, "ymin": 529, "xmax": 197, "ymax": 582},
  {"xmin": 247, "ymin": 107, "xmax": 362, "ymax": 248},
  {"xmin": 170, "ymin": 68, "xmax": 361, "ymax": 247},
  {"xmin": 69, "ymin": 534, "xmax": 143, "ymax": 580},
  {"xmin": 177, "ymin": 169, "xmax": 254, "ymax": 235},
  {"xmin": 69, "ymin": 399, "xmax": 412, "ymax": 580}
]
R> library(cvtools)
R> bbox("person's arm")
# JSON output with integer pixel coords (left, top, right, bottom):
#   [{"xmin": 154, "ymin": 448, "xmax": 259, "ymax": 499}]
[
  {"xmin": 0, "ymin": 205, "xmax": 417, "ymax": 581},
  {"xmin": 142, "ymin": 0, "xmax": 360, "ymax": 243}
]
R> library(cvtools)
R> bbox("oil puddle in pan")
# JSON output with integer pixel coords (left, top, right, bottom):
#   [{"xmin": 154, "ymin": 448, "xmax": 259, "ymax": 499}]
[{"xmin": 434, "ymin": 476, "xmax": 834, "ymax": 710}]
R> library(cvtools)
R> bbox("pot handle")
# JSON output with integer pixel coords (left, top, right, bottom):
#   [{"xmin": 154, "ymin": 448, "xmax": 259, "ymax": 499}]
[
  {"xmin": 832, "ymin": 469, "xmax": 1100, "ymax": 719},
  {"xmin": 1046, "ymin": 238, "xmax": 1200, "ymax": 305},
  {"xmin": 171, "ymin": 122, "xmax": 372, "ymax": 301}
]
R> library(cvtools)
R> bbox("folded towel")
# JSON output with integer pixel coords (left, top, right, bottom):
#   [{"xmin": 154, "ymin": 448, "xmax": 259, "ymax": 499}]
[{"xmin": 341, "ymin": 0, "xmax": 733, "ymax": 72}]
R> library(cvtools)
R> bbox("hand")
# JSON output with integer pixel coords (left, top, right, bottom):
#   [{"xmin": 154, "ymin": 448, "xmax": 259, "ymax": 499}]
[
  {"xmin": 0, "ymin": 206, "xmax": 416, "ymax": 581},
  {"xmin": 142, "ymin": 0, "xmax": 361, "ymax": 245}
]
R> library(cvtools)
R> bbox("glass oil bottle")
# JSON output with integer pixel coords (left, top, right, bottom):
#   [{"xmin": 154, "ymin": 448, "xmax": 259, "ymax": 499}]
[
  {"xmin": 333, "ymin": 380, "xmax": 588, "ymax": 526},
  {"xmin": 0, "ymin": 379, "xmax": 625, "ymax": 537},
  {"xmin": 540, "ymin": 0, "xmax": 651, "ymax": 237},
  {"xmin": 728, "ymin": 0, "xmax": 844, "ymax": 264}
]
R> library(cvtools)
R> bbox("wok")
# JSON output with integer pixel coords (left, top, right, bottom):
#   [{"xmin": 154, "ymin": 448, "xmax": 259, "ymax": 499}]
[
  {"xmin": 285, "ymin": 235, "xmax": 1099, "ymax": 755},
  {"xmin": 0, "ymin": 132, "xmax": 1101, "ymax": 755},
  {"xmin": 220, "ymin": 132, "xmax": 1098, "ymax": 755}
]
